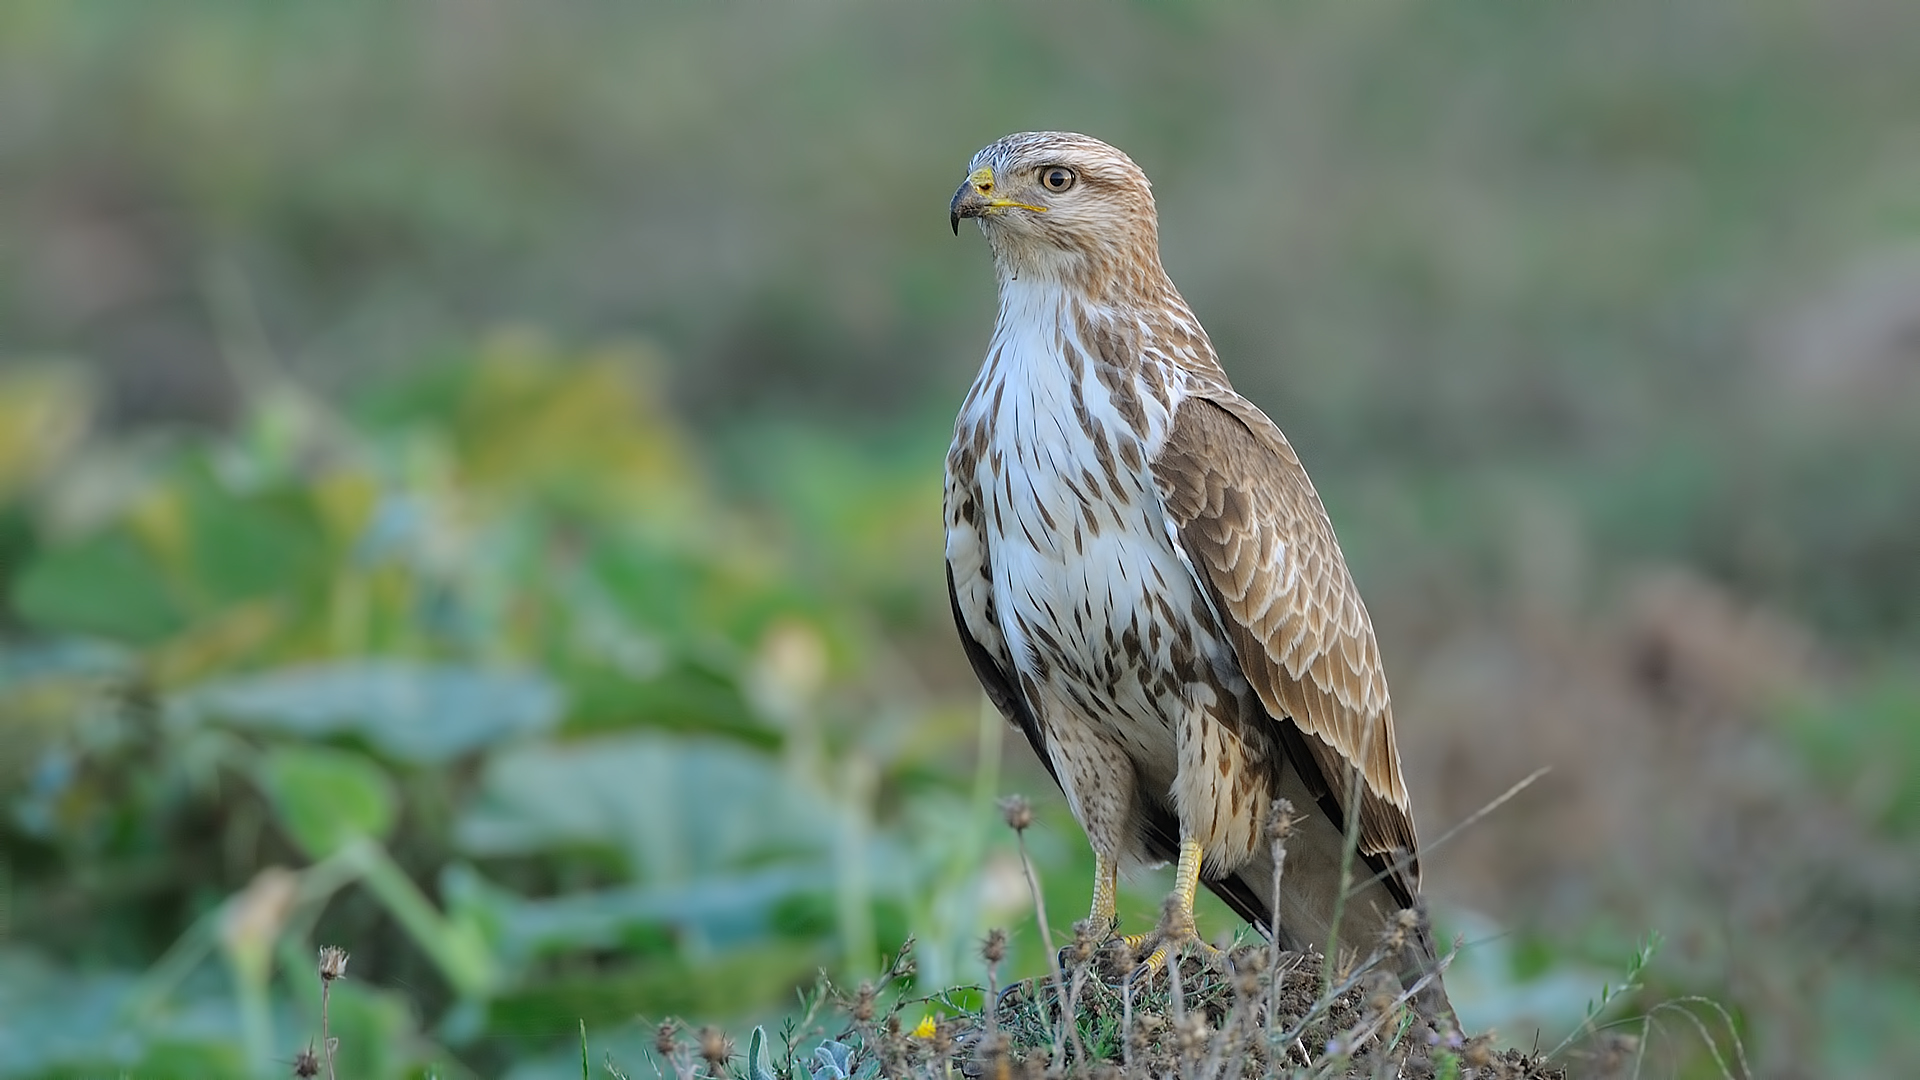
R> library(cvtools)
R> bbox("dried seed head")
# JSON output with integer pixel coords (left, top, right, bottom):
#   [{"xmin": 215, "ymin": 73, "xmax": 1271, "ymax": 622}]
[
  {"xmin": 1127, "ymin": 1013, "xmax": 1159, "ymax": 1059},
  {"xmin": 852, "ymin": 980, "xmax": 877, "ymax": 1023},
  {"xmin": 1333, "ymin": 951, "xmax": 1358, "ymax": 983},
  {"xmin": 998, "ymin": 795, "xmax": 1034, "ymax": 832},
  {"xmin": 654, "ymin": 1018, "xmax": 681, "ymax": 1058},
  {"xmin": 317, "ymin": 946, "xmax": 349, "ymax": 982},
  {"xmin": 1234, "ymin": 966, "xmax": 1264, "ymax": 999},
  {"xmin": 697, "ymin": 1026, "xmax": 731, "ymax": 1072},
  {"xmin": 1066, "ymin": 919, "xmax": 1099, "ymax": 967},
  {"xmin": 1264, "ymin": 798, "xmax": 1297, "ymax": 842},
  {"xmin": 292, "ymin": 1042, "xmax": 321, "ymax": 1078},
  {"xmin": 980, "ymin": 927, "xmax": 1008, "ymax": 966},
  {"xmin": 1463, "ymin": 1034, "xmax": 1495, "ymax": 1068},
  {"xmin": 1175, "ymin": 1013, "xmax": 1211, "ymax": 1054},
  {"xmin": 974, "ymin": 1033, "xmax": 1012, "ymax": 1077},
  {"xmin": 1155, "ymin": 893, "xmax": 1194, "ymax": 939}
]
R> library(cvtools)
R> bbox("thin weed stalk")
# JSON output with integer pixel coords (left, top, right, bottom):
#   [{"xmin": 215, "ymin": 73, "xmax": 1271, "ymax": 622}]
[
  {"xmin": 1639, "ymin": 997, "xmax": 1751, "ymax": 1080},
  {"xmin": 1547, "ymin": 933, "xmax": 1658, "ymax": 1058},
  {"xmin": 998, "ymin": 795, "xmax": 1071, "ymax": 1055},
  {"xmin": 1265, "ymin": 798, "xmax": 1295, "ymax": 1047},
  {"xmin": 316, "ymin": 946, "xmax": 348, "ymax": 1080},
  {"xmin": 1323, "ymin": 750, "xmax": 1371, "ymax": 1005},
  {"xmin": 1350, "ymin": 768, "xmax": 1549, "ymax": 901}
]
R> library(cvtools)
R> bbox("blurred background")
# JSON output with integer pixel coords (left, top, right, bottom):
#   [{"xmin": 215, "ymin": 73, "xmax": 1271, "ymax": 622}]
[{"xmin": 3, "ymin": 1, "xmax": 1918, "ymax": 1076}]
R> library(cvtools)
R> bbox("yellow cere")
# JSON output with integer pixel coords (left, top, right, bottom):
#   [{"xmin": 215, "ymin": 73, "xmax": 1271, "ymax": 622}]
[{"xmin": 966, "ymin": 165, "xmax": 1047, "ymax": 214}]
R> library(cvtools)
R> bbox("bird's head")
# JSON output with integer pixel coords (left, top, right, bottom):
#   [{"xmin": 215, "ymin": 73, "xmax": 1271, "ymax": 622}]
[{"xmin": 950, "ymin": 131, "xmax": 1162, "ymax": 287}]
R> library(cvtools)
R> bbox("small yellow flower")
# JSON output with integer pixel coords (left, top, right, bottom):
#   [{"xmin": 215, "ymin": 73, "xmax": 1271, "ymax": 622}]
[{"xmin": 911, "ymin": 1015, "xmax": 938, "ymax": 1039}]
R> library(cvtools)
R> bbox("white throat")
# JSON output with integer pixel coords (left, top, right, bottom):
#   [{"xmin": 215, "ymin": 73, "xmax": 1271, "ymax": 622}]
[{"xmin": 959, "ymin": 275, "xmax": 1181, "ymax": 459}]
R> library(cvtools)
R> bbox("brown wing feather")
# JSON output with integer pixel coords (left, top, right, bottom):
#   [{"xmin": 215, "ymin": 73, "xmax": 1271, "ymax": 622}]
[{"xmin": 1152, "ymin": 392, "xmax": 1421, "ymax": 898}]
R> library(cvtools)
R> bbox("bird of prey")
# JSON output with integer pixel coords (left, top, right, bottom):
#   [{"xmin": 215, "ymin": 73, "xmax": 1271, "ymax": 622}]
[{"xmin": 944, "ymin": 131, "xmax": 1451, "ymax": 1016}]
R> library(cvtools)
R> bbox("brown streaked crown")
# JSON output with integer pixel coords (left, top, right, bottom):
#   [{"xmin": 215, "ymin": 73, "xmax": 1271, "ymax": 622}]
[{"xmin": 957, "ymin": 131, "xmax": 1165, "ymax": 291}]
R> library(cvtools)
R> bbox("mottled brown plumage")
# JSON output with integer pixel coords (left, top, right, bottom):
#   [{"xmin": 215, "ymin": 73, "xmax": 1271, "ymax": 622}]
[{"xmin": 945, "ymin": 132, "xmax": 1450, "ymax": 1017}]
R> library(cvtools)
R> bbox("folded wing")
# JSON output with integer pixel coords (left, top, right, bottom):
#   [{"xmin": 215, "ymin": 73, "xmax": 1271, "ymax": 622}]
[{"xmin": 1151, "ymin": 392, "xmax": 1421, "ymax": 906}]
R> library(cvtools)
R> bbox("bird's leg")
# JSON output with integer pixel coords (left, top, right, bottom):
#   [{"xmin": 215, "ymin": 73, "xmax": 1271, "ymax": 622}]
[
  {"xmin": 1127, "ymin": 837, "xmax": 1220, "ymax": 982},
  {"xmin": 1087, "ymin": 852, "xmax": 1154, "ymax": 954},
  {"xmin": 1089, "ymin": 851, "xmax": 1121, "ymax": 934}
]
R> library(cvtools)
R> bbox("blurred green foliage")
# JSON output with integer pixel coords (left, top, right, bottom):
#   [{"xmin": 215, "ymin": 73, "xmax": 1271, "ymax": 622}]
[
  {"xmin": 3, "ymin": 1, "xmax": 1920, "ymax": 1076},
  {"xmin": 0, "ymin": 349, "xmax": 949, "ymax": 1075}
]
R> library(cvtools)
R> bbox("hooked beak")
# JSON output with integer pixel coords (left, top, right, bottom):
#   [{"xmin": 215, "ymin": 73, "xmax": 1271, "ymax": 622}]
[{"xmin": 950, "ymin": 165, "xmax": 1046, "ymax": 235}]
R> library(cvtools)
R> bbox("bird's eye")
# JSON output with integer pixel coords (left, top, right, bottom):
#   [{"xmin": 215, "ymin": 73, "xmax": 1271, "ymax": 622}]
[{"xmin": 1039, "ymin": 166, "xmax": 1076, "ymax": 193}]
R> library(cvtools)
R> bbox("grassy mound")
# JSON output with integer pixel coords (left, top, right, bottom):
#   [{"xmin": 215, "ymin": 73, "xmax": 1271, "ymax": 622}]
[{"xmin": 643, "ymin": 936, "xmax": 1569, "ymax": 1080}]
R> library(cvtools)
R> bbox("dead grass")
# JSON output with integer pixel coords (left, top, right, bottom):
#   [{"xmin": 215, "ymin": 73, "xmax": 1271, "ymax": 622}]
[{"xmin": 696, "ymin": 932, "xmax": 1562, "ymax": 1080}]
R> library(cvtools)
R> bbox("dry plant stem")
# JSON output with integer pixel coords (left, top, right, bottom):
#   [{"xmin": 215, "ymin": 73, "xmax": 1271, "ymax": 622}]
[
  {"xmin": 1323, "ymin": 760, "xmax": 1368, "ymax": 1004},
  {"xmin": 1340, "ymin": 947, "xmax": 1457, "ymax": 1053},
  {"xmin": 1354, "ymin": 766, "xmax": 1550, "ymax": 898},
  {"xmin": 1008, "ymin": 825, "xmax": 1073, "ymax": 1049},
  {"xmin": 1265, "ymin": 799, "xmax": 1293, "ymax": 1046},
  {"xmin": 782, "ymin": 980, "xmax": 830, "ymax": 1067},
  {"xmin": 1167, "ymin": 936, "xmax": 1186, "ymax": 1026},
  {"xmin": 1011, "ymin": 829, "xmax": 1058, "ymax": 964},
  {"xmin": 1058, "ymin": 960, "xmax": 1091, "ymax": 1071},
  {"xmin": 320, "ymin": 979, "xmax": 335, "ymax": 1080},
  {"xmin": 315, "ymin": 947, "xmax": 348, "ymax": 1080},
  {"xmin": 1272, "ymin": 950, "xmax": 1389, "ymax": 1054},
  {"xmin": 1643, "ymin": 997, "xmax": 1753, "ymax": 1080},
  {"xmin": 984, "ymin": 955, "xmax": 999, "ymax": 1041},
  {"xmin": 1196, "ymin": 968, "xmax": 1250, "ymax": 1080}
]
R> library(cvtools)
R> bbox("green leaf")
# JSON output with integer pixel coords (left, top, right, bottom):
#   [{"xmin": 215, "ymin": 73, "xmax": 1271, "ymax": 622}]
[
  {"xmin": 11, "ymin": 531, "xmax": 186, "ymax": 643},
  {"xmin": 183, "ymin": 661, "xmax": 564, "ymax": 764},
  {"xmin": 176, "ymin": 471, "xmax": 328, "ymax": 608},
  {"xmin": 479, "ymin": 865, "xmax": 836, "ymax": 964},
  {"xmin": 454, "ymin": 733, "xmax": 836, "ymax": 875},
  {"xmin": 254, "ymin": 745, "xmax": 397, "ymax": 858},
  {"xmin": 486, "ymin": 942, "xmax": 819, "ymax": 1039},
  {"xmin": 748, "ymin": 1026, "xmax": 777, "ymax": 1080},
  {"xmin": 0, "ymin": 949, "xmax": 250, "ymax": 1079}
]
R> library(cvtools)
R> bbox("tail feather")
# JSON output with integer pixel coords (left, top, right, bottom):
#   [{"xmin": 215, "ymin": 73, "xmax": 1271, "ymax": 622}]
[
  {"xmin": 1133, "ymin": 767, "xmax": 1458, "ymax": 1025},
  {"xmin": 1205, "ymin": 841, "xmax": 1458, "ymax": 1027}
]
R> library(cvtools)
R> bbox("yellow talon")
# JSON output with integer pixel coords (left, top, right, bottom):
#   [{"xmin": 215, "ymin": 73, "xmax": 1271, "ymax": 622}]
[
  {"xmin": 1124, "ymin": 837, "xmax": 1220, "ymax": 983},
  {"xmin": 1084, "ymin": 839, "xmax": 1221, "ymax": 983}
]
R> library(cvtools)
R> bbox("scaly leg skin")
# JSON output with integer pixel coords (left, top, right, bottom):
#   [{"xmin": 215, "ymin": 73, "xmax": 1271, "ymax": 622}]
[
  {"xmin": 1127, "ymin": 837, "xmax": 1221, "ymax": 984},
  {"xmin": 1088, "ymin": 850, "xmax": 1120, "ymax": 932},
  {"xmin": 1087, "ymin": 853, "xmax": 1153, "ymax": 952}
]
